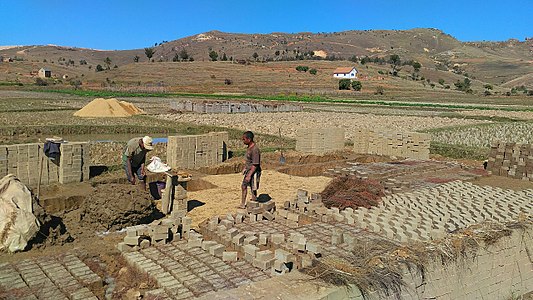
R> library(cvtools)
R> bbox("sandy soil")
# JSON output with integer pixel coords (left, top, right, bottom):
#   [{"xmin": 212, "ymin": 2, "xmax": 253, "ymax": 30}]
[
  {"xmin": 471, "ymin": 175, "xmax": 533, "ymax": 191},
  {"xmin": 186, "ymin": 170, "xmax": 332, "ymax": 227}
]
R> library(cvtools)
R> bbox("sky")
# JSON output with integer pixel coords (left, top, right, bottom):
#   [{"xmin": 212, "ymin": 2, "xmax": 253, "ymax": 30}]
[{"xmin": 1, "ymin": 0, "xmax": 532, "ymax": 50}]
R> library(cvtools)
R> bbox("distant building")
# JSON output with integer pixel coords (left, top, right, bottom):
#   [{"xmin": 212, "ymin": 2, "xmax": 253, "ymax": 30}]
[
  {"xmin": 333, "ymin": 67, "xmax": 358, "ymax": 79},
  {"xmin": 38, "ymin": 68, "xmax": 51, "ymax": 78}
]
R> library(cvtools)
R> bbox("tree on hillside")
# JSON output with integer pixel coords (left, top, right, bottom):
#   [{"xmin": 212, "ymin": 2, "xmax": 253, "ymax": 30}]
[
  {"xmin": 275, "ymin": 50, "xmax": 280, "ymax": 56},
  {"xmin": 133, "ymin": 55, "xmax": 140, "ymax": 63},
  {"xmin": 104, "ymin": 57, "xmax": 112, "ymax": 70},
  {"xmin": 252, "ymin": 52, "xmax": 259, "ymax": 61},
  {"xmin": 209, "ymin": 50, "xmax": 218, "ymax": 61},
  {"xmin": 454, "ymin": 77, "xmax": 472, "ymax": 93},
  {"xmin": 412, "ymin": 61, "xmax": 421, "ymax": 72},
  {"xmin": 144, "ymin": 47, "xmax": 155, "ymax": 61},
  {"xmin": 389, "ymin": 54, "xmax": 401, "ymax": 76},
  {"xmin": 339, "ymin": 79, "xmax": 351, "ymax": 90},
  {"xmin": 95, "ymin": 64, "xmax": 104, "ymax": 72},
  {"xmin": 351, "ymin": 80, "xmax": 362, "ymax": 91},
  {"xmin": 179, "ymin": 49, "xmax": 189, "ymax": 61},
  {"xmin": 221, "ymin": 53, "xmax": 228, "ymax": 61}
]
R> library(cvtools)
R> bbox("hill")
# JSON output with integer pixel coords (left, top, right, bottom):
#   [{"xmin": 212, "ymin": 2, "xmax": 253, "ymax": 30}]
[{"xmin": 0, "ymin": 28, "xmax": 531, "ymax": 90}]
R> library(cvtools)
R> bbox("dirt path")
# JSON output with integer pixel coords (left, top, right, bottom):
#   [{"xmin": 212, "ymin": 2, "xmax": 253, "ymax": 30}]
[{"xmin": 186, "ymin": 170, "xmax": 332, "ymax": 227}]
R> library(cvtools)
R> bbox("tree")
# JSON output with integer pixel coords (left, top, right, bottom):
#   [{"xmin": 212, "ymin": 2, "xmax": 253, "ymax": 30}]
[
  {"xmin": 172, "ymin": 53, "xmax": 180, "ymax": 62},
  {"xmin": 104, "ymin": 57, "xmax": 112, "ymax": 70},
  {"xmin": 454, "ymin": 77, "xmax": 472, "ymax": 93},
  {"xmin": 438, "ymin": 78, "xmax": 445, "ymax": 86},
  {"xmin": 221, "ymin": 53, "xmax": 228, "ymax": 61},
  {"xmin": 351, "ymin": 80, "xmax": 362, "ymax": 91},
  {"xmin": 339, "ymin": 79, "xmax": 351, "ymax": 90},
  {"xmin": 79, "ymin": 59, "xmax": 87, "ymax": 65},
  {"xmin": 252, "ymin": 52, "xmax": 259, "ymax": 61},
  {"xmin": 179, "ymin": 49, "xmax": 189, "ymax": 61},
  {"xmin": 209, "ymin": 50, "xmax": 218, "ymax": 61},
  {"xmin": 309, "ymin": 68, "xmax": 317, "ymax": 75},
  {"xmin": 70, "ymin": 79, "xmax": 82, "ymax": 90},
  {"xmin": 133, "ymin": 55, "xmax": 140, "ymax": 63},
  {"xmin": 295, "ymin": 66, "xmax": 309, "ymax": 72},
  {"xmin": 274, "ymin": 50, "xmax": 280, "ymax": 56},
  {"xmin": 349, "ymin": 55, "xmax": 358, "ymax": 63},
  {"xmin": 95, "ymin": 64, "xmax": 104, "ymax": 72},
  {"xmin": 389, "ymin": 54, "xmax": 401, "ymax": 76},
  {"xmin": 412, "ymin": 61, "xmax": 421, "ymax": 72},
  {"xmin": 144, "ymin": 47, "xmax": 155, "ymax": 61},
  {"xmin": 484, "ymin": 84, "xmax": 493, "ymax": 90},
  {"xmin": 35, "ymin": 78, "xmax": 48, "ymax": 86},
  {"xmin": 375, "ymin": 86, "xmax": 384, "ymax": 95}
]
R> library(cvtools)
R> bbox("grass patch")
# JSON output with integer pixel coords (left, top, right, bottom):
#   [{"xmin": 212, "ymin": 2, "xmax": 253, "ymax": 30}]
[
  {"xmin": 35, "ymin": 88, "xmax": 533, "ymax": 112},
  {"xmin": 0, "ymin": 82, "xmax": 23, "ymax": 86},
  {"xmin": 436, "ymin": 112, "xmax": 522, "ymax": 123},
  {"xmin": 430, "ymin": 142, "xmax": 489, "ymax": 160}
]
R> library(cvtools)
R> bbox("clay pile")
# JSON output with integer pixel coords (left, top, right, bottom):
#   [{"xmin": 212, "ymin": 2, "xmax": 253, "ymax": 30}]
[{"xmin": 74, "ymin": 98, "xmax": 145, "ymax": 117}]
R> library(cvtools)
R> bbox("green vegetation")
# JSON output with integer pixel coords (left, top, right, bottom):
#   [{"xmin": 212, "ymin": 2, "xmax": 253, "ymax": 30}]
[
  {"xmin": 309, "ymin": 68, "xmax": 317, "ymax": 75},
  {"xmin": 430, "ymin": 142, "xmax": 488, "ymax": 160},
  {"xmin": 209, "ymin": 50, "xmax": 218, "ymax": 61},
  {"xmin": 296, "ymin": 66, "xmax": 309, "ymax": 72},
  {"xmin": 95, "ymin": 64, "xmax": 104, "ymax": 72},
  {"xmin": 454, "ymin": 77, "xmax": 472, "ymax": 93},
  {"xmin": 339, "ymin": 79, "xmax": 351, "ymax": 90},
  {"xmin": 144, "ymin": 47, "xmax": 154, "ymax": 61},
  {"xmin": 38, "ymin": 89, "xmax": 533, "ymax": 112},
  {"xmin": 351, "ymin": 80, "xmax": 362, "ymax": 91}
]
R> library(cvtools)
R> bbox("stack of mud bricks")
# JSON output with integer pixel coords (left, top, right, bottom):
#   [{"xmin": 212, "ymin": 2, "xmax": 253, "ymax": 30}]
[
  {"xmin": 296, "ymin": 128, "xmax": 345, "ymax": 154},
  {"xmin": 277, "ymin": 189, "xmax": 325, "ymax": 227},
  {"xmin": 353, "ymin": 129, "xmax": 430, "ymax": 160},
  {"xmin": 487, "ymin": 141, "xmax": 533, "ymax": 180},
  {"xmin": 357, "ymin": 181, "xmax": 532, "ymax": 243},
  {"xmin": 0, "ymin": 142, "xmax": 89, "ymax": 187},
  {"xmin": 171, "ymin": 100, "xmax": 303, "ymax": 113},
  {"xmin": 118, "ymin": 216, "xmax": 192, "ymax": 252},
  {"xmin": 167, "ymin": 131, "xmax": 228, "ymax": 170}
]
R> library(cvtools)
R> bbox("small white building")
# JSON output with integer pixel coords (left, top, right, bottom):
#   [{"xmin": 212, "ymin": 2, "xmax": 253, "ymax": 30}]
[
  {"xmin": 333, "ymin": 67, "xmax": 358, "ymax": 79},
  {"xmin": 38, "ymin": 68, "xmax": 51, "ymax": 78}
]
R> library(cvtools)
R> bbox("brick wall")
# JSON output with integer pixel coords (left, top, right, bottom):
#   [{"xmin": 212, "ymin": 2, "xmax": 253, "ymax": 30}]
[
  {"xmin": 487, "ymin": 141, "xmax": 533, "ymax": 180},
  {"xmin": 171, "ymin": 101, "xmax": 302, "ymax": 113},
  {"xmin": 353, "ymin": 129, "xmax": 430, "ymax": 160},
  {"xmin": 0, "ymin": 142, "xmax": 89, "ymax": 187},
  {"xmin": 166, "ymin": 132, "xmax": 228, "ymax": 170},
  {"xmin": 295, "ymin": 128, "xmax": 345, "ymax": 154}
]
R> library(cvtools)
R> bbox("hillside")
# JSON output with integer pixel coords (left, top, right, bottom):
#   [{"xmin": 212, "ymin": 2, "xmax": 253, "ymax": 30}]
[{"xmin": 0, "ymin": 28, "xmax": 531, "ymax": 89}]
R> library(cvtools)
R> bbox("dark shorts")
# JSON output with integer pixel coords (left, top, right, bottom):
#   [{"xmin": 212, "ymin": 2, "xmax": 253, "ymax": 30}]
[
  {"xmin": 124, "ymin": 163, "xmax": 145, "ymax": 182},
  {"xmin": 242, "ymin": 169, "xmax": 261, "ymax": 191}
]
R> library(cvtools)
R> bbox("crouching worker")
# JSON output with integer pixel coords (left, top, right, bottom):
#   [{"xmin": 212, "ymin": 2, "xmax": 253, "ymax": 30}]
[{"xmin": 123, "ymin": 136, "xmax": 154, "ymax": 189}]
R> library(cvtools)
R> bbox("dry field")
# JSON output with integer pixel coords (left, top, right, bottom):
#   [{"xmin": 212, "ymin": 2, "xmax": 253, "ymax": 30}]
[{"xmin": 158, "ymin": 111, "xmax": 490, "ymax": 140}]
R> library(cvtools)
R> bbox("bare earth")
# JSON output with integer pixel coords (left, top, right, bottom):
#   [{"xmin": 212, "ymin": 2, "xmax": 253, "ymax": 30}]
[{"xmin": 186, "ymin": 170, "xmax": 332, "ymax": 227}]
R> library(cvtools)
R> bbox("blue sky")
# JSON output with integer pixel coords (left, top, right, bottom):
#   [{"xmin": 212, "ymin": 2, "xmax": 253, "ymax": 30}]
[{"xmin": 1, "ymin": 0, "xmax": 531, "ymax": 50}]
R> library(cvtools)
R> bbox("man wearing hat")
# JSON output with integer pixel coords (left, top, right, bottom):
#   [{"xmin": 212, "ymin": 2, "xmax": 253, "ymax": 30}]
[{"xmin": 123, "ymin": 136, "xmax": 154, "ymax": 189}]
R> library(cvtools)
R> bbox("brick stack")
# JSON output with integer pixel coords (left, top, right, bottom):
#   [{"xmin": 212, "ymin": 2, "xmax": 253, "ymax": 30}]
[
  {"xmin": 353, "ymin": 129, "xmax": 430, "ymax": 160},
  {"xmin": 171, "ymin": 100, "xmax": 303, "ymax": 114},
  {"xmin": 487, "ymin": 141, "xmax": 533, "ymax": 180},
  {"xmin": 0, "ymin": 142, "xmax": 89, "ymax": 187},
  {"xmin": 295, "ymin": 128, "xmax": 345, "ymax": 154},
  {"xmin": 166, "ymin": 131, "xmax": 228, "ymax": 170}
]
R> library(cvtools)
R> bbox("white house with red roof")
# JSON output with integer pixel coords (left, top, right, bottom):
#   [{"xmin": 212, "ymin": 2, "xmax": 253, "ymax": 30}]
[{"xmin": 333, "ymin": 67, "xmax": 358, "ymax": 78}]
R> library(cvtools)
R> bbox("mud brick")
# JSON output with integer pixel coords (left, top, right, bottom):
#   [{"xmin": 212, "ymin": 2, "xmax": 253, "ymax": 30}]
[
  {"xmin": 263, "ymin": 210, "xmax": 274, "ymax": 221},
  {"xmin": 151, "ymin": 232, "xmax": 168, "ymax": 241},
  {"xmin": 275, "ymin": 249, "xmax": 295, "ymax": 263},
  {"xmin": 182, "ymin": 216, "xmax": 192, "ymax": 225},
  {"xmin": 222, "ymin": 251, "xmax": 238, "ymax": 262},
  {"xmin": 243, "ymin": 244, "xmax": 259, "ymax": 257},
  {"xmin": 283, "ymin": 201, "xmax": 291, "ymax": 209},
  {"xmin": 124, "ymin": 236, "xmax": 140, "ymax": 246},
  {"xmin": 140, "ymin": 239, "xmax": 151, "ymax": 249},
  {"xmin": 244, "ymin": 236, "xmax": 258, "ymax": 245},
  {"xmin": 278, "ymin": 209, "xmax": 289, "ymax": 218},
  {"xmin": 247, "ymin": 201, "xmax": 260, "ymax": 209},
  {"xmin": 232, "ymin": 234, "xmax": 245, "ymax": 246},
  {"xmin": 153, "ymin": 225, "xmax": 170, "ymax": 234},
  {"xmin": 209, "ymin": 244, "xmax": 225, "ymax": 258},
  {"xmin": 187, "ymin": 238, "xmax": 202, "ymax": 248},
  {"xmin": 225, "ymin": 228, "xmax": 238, "ymax": 239},
  {"xmin": 253, "ymin": 257, "xmax": 275, "ymax": 271},
  {"xmin": 271, "ymin": 233, "xmax": 285, "ymax": 244},
  {"xmin": 117, "ymin": 242, "xmax": 133, "ymax": 252},
  {"xmin": 261, "ymin": 201, "xmax": 276, "ymax": 211},
  {"xmin": 220, "ymin": 219, "xmax": 233, "ymax": 228},
  {"xmin": 306, "ymin": 242, "xmax": 321, "ymax": 255},
  {"xmin": 256, "ymin": 250, "xmax": 274, "ymax": 261},
  {"xmin": 201, "ymin": 241, "xmax": 218, "ymax": 251},
  {"xmin": 287, "ymin": 212, "xmax": 300, "ymax": 222},
  {"xmin": 258, "ymin": 233, "xmax": 269, "ymax": 245},
  {"xmin": 300, "ymin": 253, "xmax": 313, "ymax": 268},
  {"xmin": 235, "ymin": 214, "xmax": 244, "ymax": 224},
  {"xmin": 310, "ymin": 193, "xmax": 322, "ymax": 201}
]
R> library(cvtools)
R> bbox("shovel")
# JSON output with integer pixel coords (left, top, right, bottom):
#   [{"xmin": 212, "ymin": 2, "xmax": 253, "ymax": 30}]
[{"xmin": 278, "ymin": 128, "xmax": 286, "ymax": 165}]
